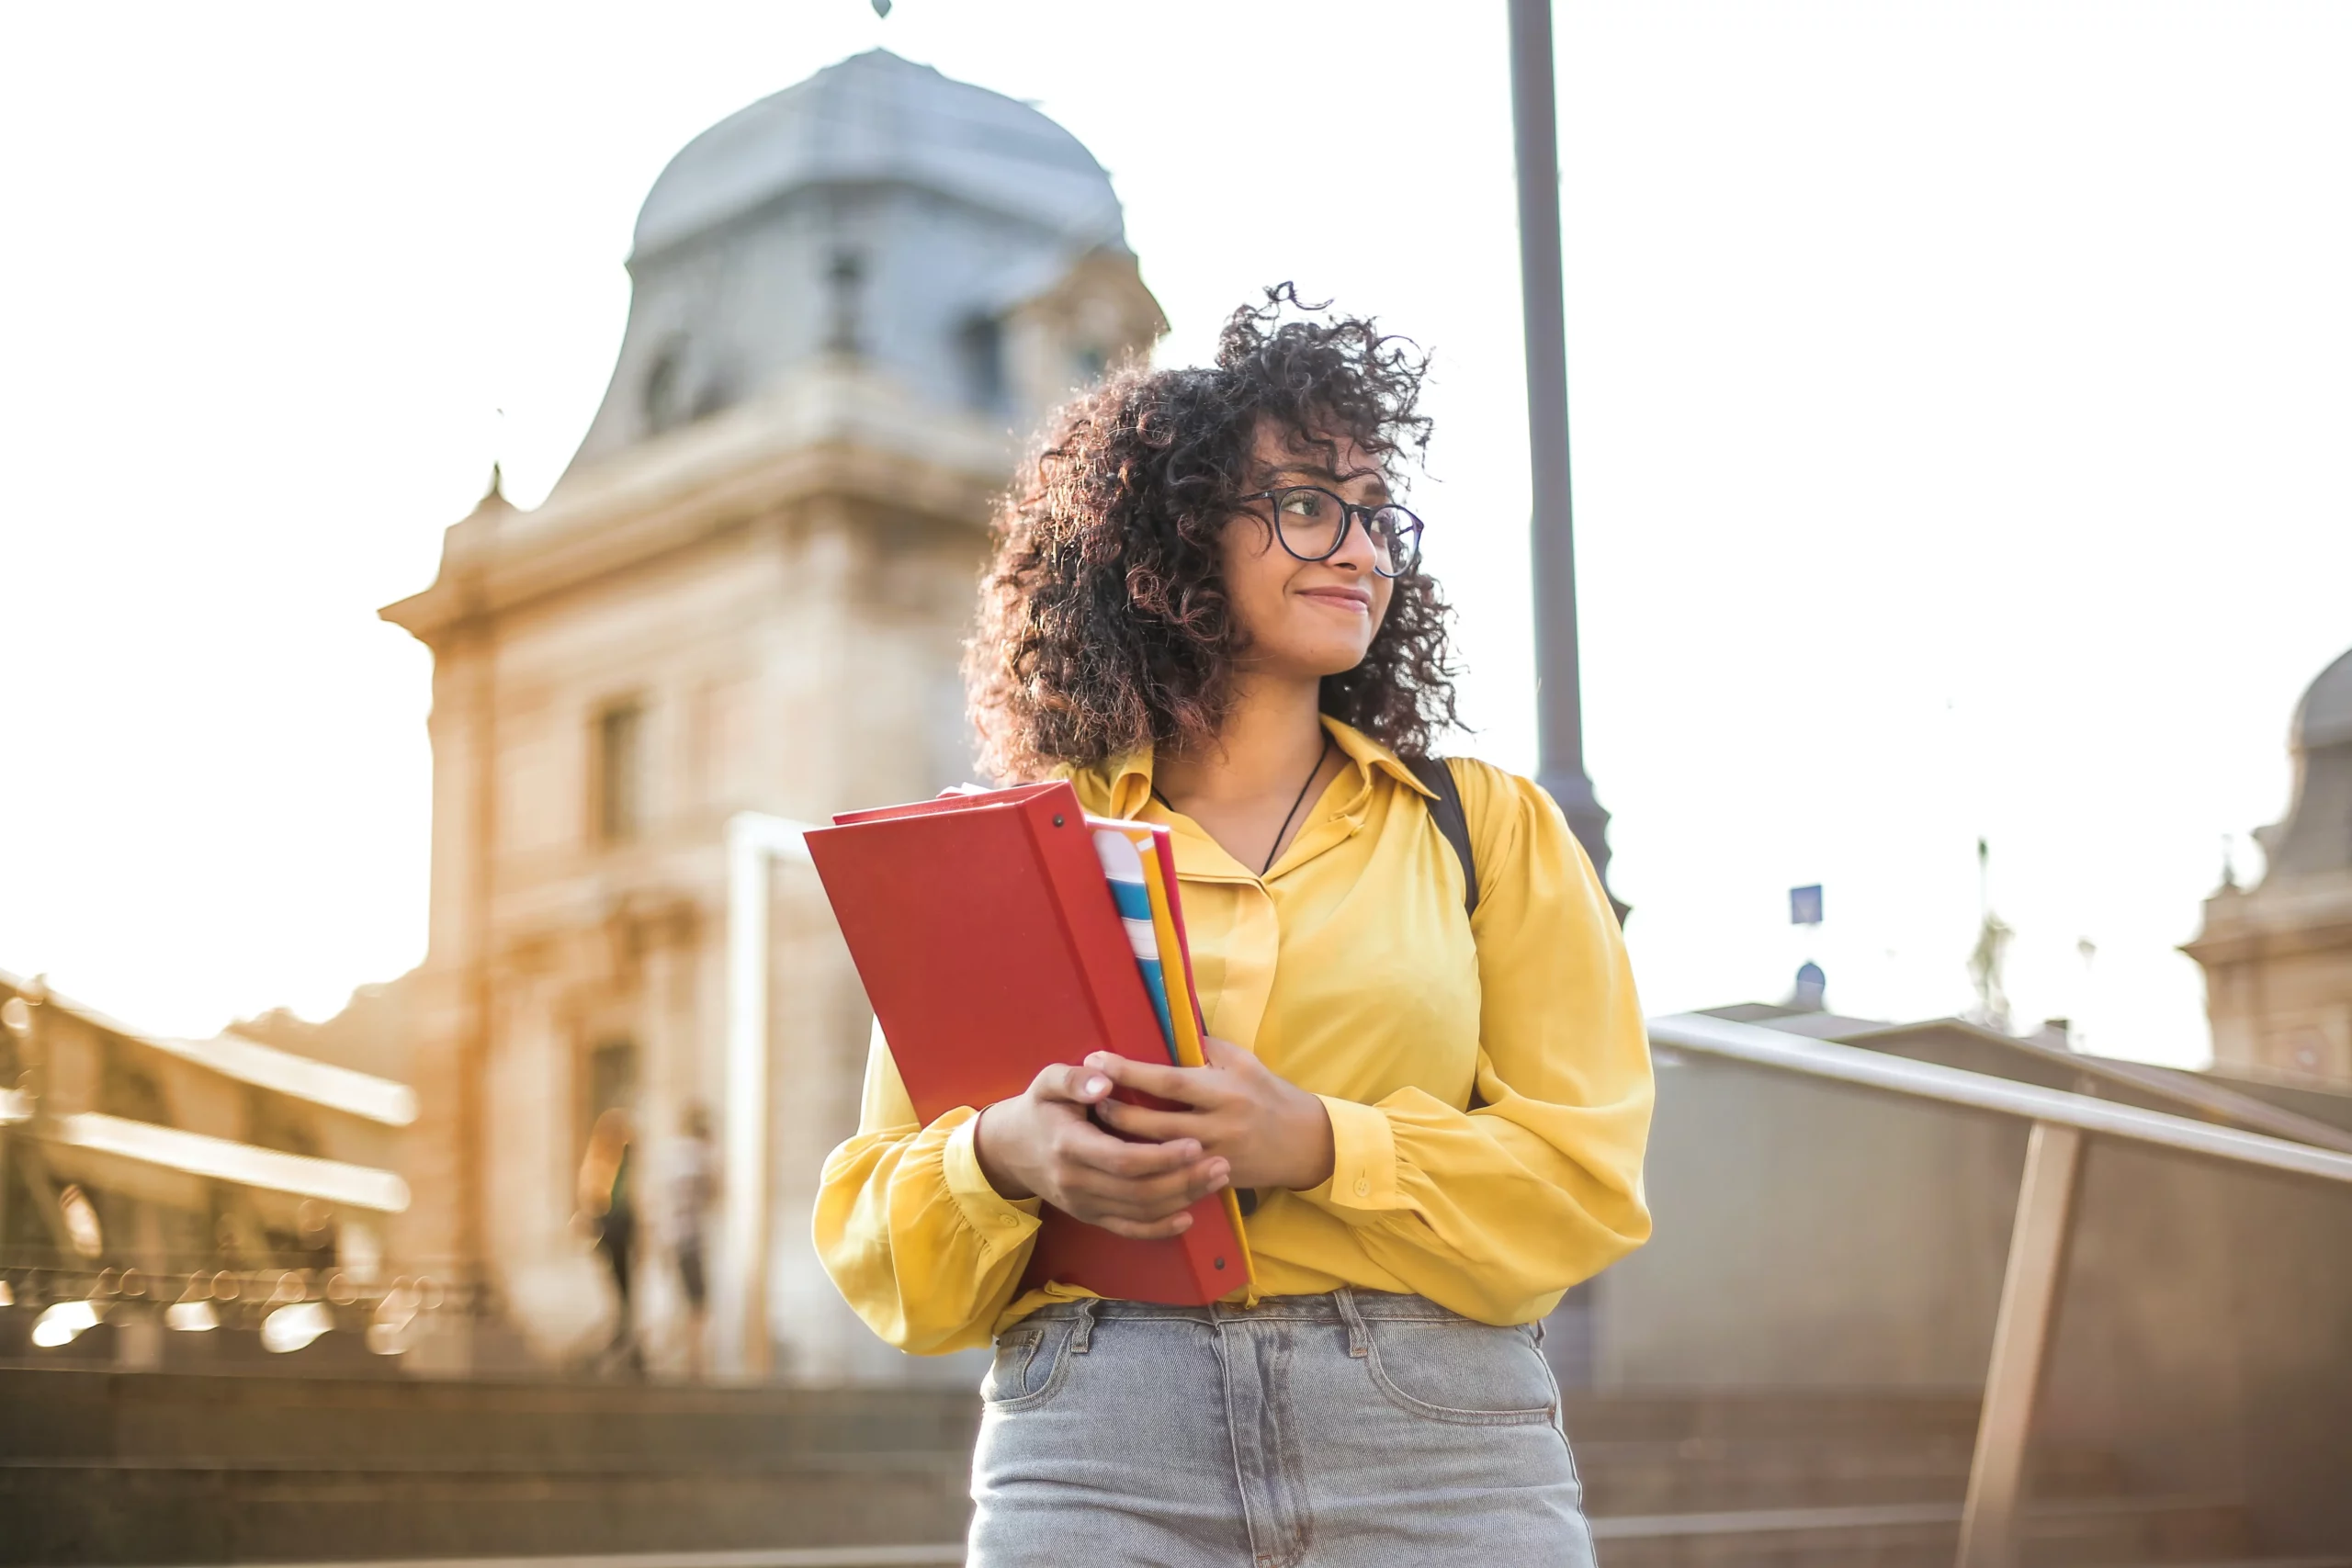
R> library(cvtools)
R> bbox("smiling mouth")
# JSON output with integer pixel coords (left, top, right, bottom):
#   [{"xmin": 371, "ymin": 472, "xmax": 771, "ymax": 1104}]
[{"xmin": 1297, "ymin": 588, "xmax": 1373, "ymax": 612}]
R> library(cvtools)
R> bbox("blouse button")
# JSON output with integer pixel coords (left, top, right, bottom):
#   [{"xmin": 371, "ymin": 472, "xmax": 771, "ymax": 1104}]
[{"xmin": 1353, "ymin": 1178, "xmax": 1371, "ymax": 1197}]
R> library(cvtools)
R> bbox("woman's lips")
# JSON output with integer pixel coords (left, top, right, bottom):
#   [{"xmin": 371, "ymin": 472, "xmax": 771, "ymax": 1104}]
[{"xmin": 1297, "ymin": 587, "xmax": 1373, "ymax": 613}]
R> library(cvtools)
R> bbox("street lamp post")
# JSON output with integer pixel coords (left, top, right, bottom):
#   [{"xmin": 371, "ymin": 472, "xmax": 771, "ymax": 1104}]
[{"xmin": 1508, "ymin": 0, "xmax": 1623, "ymax": 919}]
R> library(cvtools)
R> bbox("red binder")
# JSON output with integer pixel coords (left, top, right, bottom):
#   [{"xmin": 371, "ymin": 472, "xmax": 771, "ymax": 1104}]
[{"xmin": 806, "ymin": 781, "xmax": 1249, "ymax": 1305}]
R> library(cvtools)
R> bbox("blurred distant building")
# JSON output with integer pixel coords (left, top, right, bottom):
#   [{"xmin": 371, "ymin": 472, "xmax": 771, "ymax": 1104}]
[
  {"xmin": 377, "ymin": 51, "xmax": 1162, "ymax": 1377},
  {"xmin": 0, "ymin": 969, "xmax": 420, "ymax": 1368},
  {"xmin": 2188, "ymin": 641, "xmax": 2352, "ymax": 1087},
  {"xmin": 234, "ymin": 978, "xmax": 416, "ymax": 1087}
]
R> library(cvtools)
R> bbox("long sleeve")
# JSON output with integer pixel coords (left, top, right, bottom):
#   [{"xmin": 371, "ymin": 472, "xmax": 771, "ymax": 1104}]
[
  {"xmin": 812, "ymin": 1022, "xmax": 1046, "ymax": 1354},
  {"xmin": 1290, "ymin": 762, "xmax": 1654, "ymax": 1325}
]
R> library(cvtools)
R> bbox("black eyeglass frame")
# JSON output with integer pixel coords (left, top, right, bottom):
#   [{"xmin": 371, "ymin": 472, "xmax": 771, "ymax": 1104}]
[{"xmin": 1237, "ymin": 486, "xmax": 1426, "ymax": 579}]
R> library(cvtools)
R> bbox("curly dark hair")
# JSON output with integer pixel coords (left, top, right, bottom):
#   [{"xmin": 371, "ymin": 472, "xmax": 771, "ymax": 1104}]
[{"xmin": 967, "ymin": 285, "xmax": 1461, "ymax": 783}]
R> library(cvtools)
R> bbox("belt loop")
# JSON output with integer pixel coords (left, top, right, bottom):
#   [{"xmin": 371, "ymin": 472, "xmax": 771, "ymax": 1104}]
[
  {"xmin": 1069, "ymin": 1297, "xmax": 1098, "ymax": 1355},
  {"xmin": 1334, "ymin": 1285, "xmax": 1370, "ymax": 1359}
]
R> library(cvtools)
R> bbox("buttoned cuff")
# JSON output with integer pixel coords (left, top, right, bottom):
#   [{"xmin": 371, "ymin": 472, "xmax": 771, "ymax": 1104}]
[
  {"xmin": 943, "ymin": 1113, "xmax": 1044, "ymax": 1256},
  {"xmin": 1297, "ymin": 1095, "xmax": 1404, "ymax": 1219}
]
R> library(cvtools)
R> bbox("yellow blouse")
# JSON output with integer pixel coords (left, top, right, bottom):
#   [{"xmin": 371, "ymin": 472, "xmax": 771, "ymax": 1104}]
[{"xmin": 813, "ymin": 716, "xmax": 1654, "ymax": 1354}]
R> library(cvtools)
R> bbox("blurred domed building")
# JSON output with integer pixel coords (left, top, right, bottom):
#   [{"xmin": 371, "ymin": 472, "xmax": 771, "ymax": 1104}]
[
  {"xmin": 379, "ymin": 51, "xmax": 1163, "ymax": 1378},
  {"xmin": 2187, "ymin": 640, "xmax": 2352, "ymax": 1086},
  {"xmin": 560, "ymin": 49, "xmax": 1147, "ymax": 481}
]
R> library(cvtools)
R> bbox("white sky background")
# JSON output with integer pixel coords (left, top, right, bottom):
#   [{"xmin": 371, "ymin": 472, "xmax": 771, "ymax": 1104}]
[{"xmin": 4, "ymin": 3, "xmax": 2348, "ymax": 1066}]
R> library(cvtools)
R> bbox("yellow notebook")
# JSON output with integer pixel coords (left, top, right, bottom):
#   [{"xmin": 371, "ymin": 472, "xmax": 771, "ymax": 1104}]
[
  {"xmin": 1135, "ymin": 838, "xmax": 1258, "ymax": 1296},
  {"xmin": 1136, "ymin": 846, "xmax": 1206, "ymax": 1068}
]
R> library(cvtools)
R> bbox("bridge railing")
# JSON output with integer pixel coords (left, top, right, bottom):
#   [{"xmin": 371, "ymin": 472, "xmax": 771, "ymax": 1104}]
[{"xmin": 1645, "ymin": 1011, "xmax": 2352, "ymax": 1568}]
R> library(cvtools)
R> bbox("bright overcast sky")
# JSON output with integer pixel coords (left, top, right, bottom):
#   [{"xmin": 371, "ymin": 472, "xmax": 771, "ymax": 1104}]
[{"xmin": 5, "ymin": 3, "xmax": 2349, "ymax": 1067}]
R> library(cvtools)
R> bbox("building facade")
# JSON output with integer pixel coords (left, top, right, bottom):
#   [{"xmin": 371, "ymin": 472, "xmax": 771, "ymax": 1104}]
[
  {"xmin": 2187, "ymin": 641, "xmax": 2352, "ymax": 1087},
  {"xmin": 379, "ymin": 51, "xmax": 1163, "ymax": 1378}
]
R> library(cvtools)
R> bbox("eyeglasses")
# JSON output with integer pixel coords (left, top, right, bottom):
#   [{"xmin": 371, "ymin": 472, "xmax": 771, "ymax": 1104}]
[{"xmin": 1238, "ymin": 486, "xmax": 1425, "ymax": 579}]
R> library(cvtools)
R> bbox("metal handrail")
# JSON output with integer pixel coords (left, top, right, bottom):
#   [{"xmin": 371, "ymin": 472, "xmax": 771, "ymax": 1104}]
[
  {"xmin": 1647, "ymin": 1011, "xmax": 2352, "ymax": 1187},
  {"xmin": 1834, "ymin": 1014, "xmax": 2352, "ymax": 1154},
  {"xmin": 1647, "ymin": 1009, "xmax": 2352, "ymax": 1568}
]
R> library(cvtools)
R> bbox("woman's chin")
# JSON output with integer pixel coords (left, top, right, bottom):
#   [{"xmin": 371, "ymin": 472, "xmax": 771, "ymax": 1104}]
[{"xmin": 1282, "ymin": 642, "xmax": 1377, "ymax": 680}]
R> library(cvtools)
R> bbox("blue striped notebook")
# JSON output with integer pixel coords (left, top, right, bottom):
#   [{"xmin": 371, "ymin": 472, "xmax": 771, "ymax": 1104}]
[{"xmin": 1090, "ymin": 823, "xmax": 1180, "ymax": 1064}]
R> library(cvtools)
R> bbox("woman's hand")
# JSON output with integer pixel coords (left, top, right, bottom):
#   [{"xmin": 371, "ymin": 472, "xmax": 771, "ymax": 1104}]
[
  {"xmin": 1088, "ymin": 1038, "xmax": 1337, "ymax": 1194},
  {"xmin": 973, "ymin": 1063, "xmax": 1233, "ymax": 1239}
]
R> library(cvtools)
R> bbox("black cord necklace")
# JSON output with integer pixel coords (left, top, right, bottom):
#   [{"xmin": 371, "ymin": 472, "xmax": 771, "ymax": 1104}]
[
  {"xmin": 1153, "ymin": 735, "xmax": 1333, "ymax": 876},
  {"xmin": 1262, "ymin": 735, "xmax": 1334, "ymax": 874}
]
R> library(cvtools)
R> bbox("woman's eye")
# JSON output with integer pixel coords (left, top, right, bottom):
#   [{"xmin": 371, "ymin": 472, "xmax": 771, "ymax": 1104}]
[{"xmin": 1280, "ymin": 492, "xmax": 1323, "ymax": 518}]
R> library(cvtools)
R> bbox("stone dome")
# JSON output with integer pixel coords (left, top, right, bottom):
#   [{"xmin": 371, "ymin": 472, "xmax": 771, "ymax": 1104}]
[
  {"xmin": 554, "ymin": 49, "xmax": 1155, "ymax": 491},
  {"xmin": 2254, "ymin": 638, "xmax": 2352, "ymax": 881},
  {"xmin": 2292, "ymin": 643, "xmax": 2352, "ymax": 751},
  {"xmin": 632, "ymin": 50, "xmax": 1125, "ymax": 260}
]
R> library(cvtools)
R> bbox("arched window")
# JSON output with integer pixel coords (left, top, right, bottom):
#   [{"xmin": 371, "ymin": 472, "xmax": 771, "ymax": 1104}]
[
  {"xmin": 960, "ymin": 315, "xmax": 1007, "ymax": 412},
  {"xmin": 641, "ymin": 339, "xmax": 690, "ymax": 434}
]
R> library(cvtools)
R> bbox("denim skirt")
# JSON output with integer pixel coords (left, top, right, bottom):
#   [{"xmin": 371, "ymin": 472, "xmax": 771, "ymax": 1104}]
[{"xmin": 968, "ymin": 1289, "xmax": 1597, "ymax": 1568}]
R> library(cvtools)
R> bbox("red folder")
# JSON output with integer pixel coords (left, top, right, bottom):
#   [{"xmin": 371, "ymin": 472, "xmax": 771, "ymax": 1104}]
[{"xmin": 806, "ymin": 781, "xmax": 1249, "ymax": 1305}]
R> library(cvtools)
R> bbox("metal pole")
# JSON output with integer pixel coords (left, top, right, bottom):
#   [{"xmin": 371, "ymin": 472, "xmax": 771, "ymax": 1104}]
[
  {"xmin": 1508, "ymin": 0, "xmax": 1623, "ymax": 918},
  {"xmin": 1956, "ymin": 1120, "xmax": 2085, "ymax": 1568}
]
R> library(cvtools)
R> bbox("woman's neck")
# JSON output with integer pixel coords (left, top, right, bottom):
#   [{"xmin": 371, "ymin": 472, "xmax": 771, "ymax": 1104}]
[{"xmin": 1155, "ymin": 671, "xmax": 1326, "ymax": 807}]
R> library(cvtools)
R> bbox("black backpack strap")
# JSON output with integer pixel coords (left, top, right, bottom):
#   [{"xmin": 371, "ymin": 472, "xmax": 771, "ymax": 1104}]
[{"xmin": 1404, "ymin": 756, "xmax": 1479, "ymax": 919}]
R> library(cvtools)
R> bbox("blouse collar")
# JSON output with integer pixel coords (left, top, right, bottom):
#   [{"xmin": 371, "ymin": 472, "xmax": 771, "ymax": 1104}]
[{"xmin": 1081, "ymin": 716, "xmax": 1439, "ymax": 822}]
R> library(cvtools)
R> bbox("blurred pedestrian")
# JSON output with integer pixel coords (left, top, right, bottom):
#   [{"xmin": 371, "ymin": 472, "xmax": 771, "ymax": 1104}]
[
  {"xmin": 576, "ymin": 1108, "xmax": 642, "ymax": 1377},
  {"xmin": 662, "ymin": 1101, "xmax": 719, "ymax": 1380}
]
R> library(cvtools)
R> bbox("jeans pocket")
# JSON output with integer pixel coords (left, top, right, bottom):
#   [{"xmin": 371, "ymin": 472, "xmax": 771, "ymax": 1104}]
[
  {"xmin": 1362, "ymin": 1318, "xmax": 1558, "ymax": 1426},
  {"xmin": 980, "ymin": 1319, "xmax": 1074, "ymax": 1412}
]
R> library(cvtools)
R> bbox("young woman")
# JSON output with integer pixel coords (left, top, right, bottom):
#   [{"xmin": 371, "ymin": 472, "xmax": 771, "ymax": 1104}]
[{"xmin": 816, "ymin": 289, "xmax": 1653, "ymax": 1567}]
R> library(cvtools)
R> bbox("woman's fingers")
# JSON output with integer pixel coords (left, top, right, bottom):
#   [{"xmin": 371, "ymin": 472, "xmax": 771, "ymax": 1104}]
[
  {"xmin": 1028, "ymin": 1061, "xmax": 1113, "ymax": 1106},
  {"xmin": 1091, "ymin": 1210, "xmax": 1195, "ymax": 1241},
  {"xmin": 1047, "ymin": 1118, "xmax": 1227, "ymax": 1223},
  {"xmin": 1065, "ymin": 1157, "xmax": 1225, "ymax": 1222},
  {"xmin": 1091, "ymin": 1098, "xmax": 1199, "ymax": 1144},
  {"xmin": 1066, "ymin": 1189, "xmax": 1213, "ymax": 1226},
  {"xmin": 1016, "ymin": 1055, "xmax": 1247, "ymax": 1226},
  {"xmin": 1199, "ymin": 1035, "xmax": 1253, "ymax": 1071},
  {"xmin": 1085, "ymin": 1050, "xmax": 1222, "ymax": 1107},
  {"xmin": 1062, "ymin": 1156, "xmax": 1228, "ymax": 1213},
  {"xmin": 1057, "ymin": 1117, "xmax": 1203, "ymax": 1178}
]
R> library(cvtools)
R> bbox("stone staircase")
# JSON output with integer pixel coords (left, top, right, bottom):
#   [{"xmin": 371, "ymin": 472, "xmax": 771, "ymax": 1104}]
[
  {"xmin": 0, "ymin": 1368, "xmax": 973, "ymax": 1565},
  {"xmin": 1559, "ymin": 1391, "xmax": 2301, "ymax": 1567},
  {"xmin": 2, "ymin": 1367, "xmax": 2338, "ymax": 1567}
]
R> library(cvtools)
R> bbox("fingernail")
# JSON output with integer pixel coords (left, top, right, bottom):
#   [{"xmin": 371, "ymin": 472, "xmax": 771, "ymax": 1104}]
[
  {"xmin": 1171, "ymin": 1214, "xmax": 1193, "ymax": 1232},
  {"xmin": 1085, "ymin": 1076, "xmax": 1107, "ymax": 1095},
  {"xmin": 1209, "ymin": 1174, "xmax": 1230, "ymax": 1192}
]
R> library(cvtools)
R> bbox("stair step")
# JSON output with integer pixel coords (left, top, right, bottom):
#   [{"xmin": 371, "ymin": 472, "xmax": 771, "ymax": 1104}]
[
  {"xmin": 1592, "ymin": 1499, "xmax": 1965, "ymax": 1537},
  {"xmin": 0, "ymin": 1368, "xmax": 981, "ymax": 1466},
  {"xmin": 2019, "ymin": 1493, "xmax": 2256, "ymax": 1568},
  {"xmin": 148, "ymin": 1555, "xmax": 969, "ymax": 1568},
  {"xmin": 1584, "ymin": 1495, "xmax": 2270, "ymax": 1568},
  {"xmin": 1572, "ymin": 1437, "xmax": 1971, "ymax": 1513},
  {"xmin": 4, "ymin": 1454, "xmax": 969, "ymax": 1479},
  {"xmin": 1561, "ymin": 1388, "xmax": 1983, "ymax": 1445},
  {"xmin": 0, "ymin": 1464, "xmax": 975, "ymax": 1565}
]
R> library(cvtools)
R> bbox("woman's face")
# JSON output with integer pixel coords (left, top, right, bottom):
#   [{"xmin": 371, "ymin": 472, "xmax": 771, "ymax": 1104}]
[{"xmin": 1218, "ymin": 423, "xmax": 1396, "ymax": 682}]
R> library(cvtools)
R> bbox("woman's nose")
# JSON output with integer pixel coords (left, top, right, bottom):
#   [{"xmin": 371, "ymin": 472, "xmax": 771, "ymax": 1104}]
[{"xmin": 1329, "ymin": 511, "xmax": 1378, "ymax": 571}]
